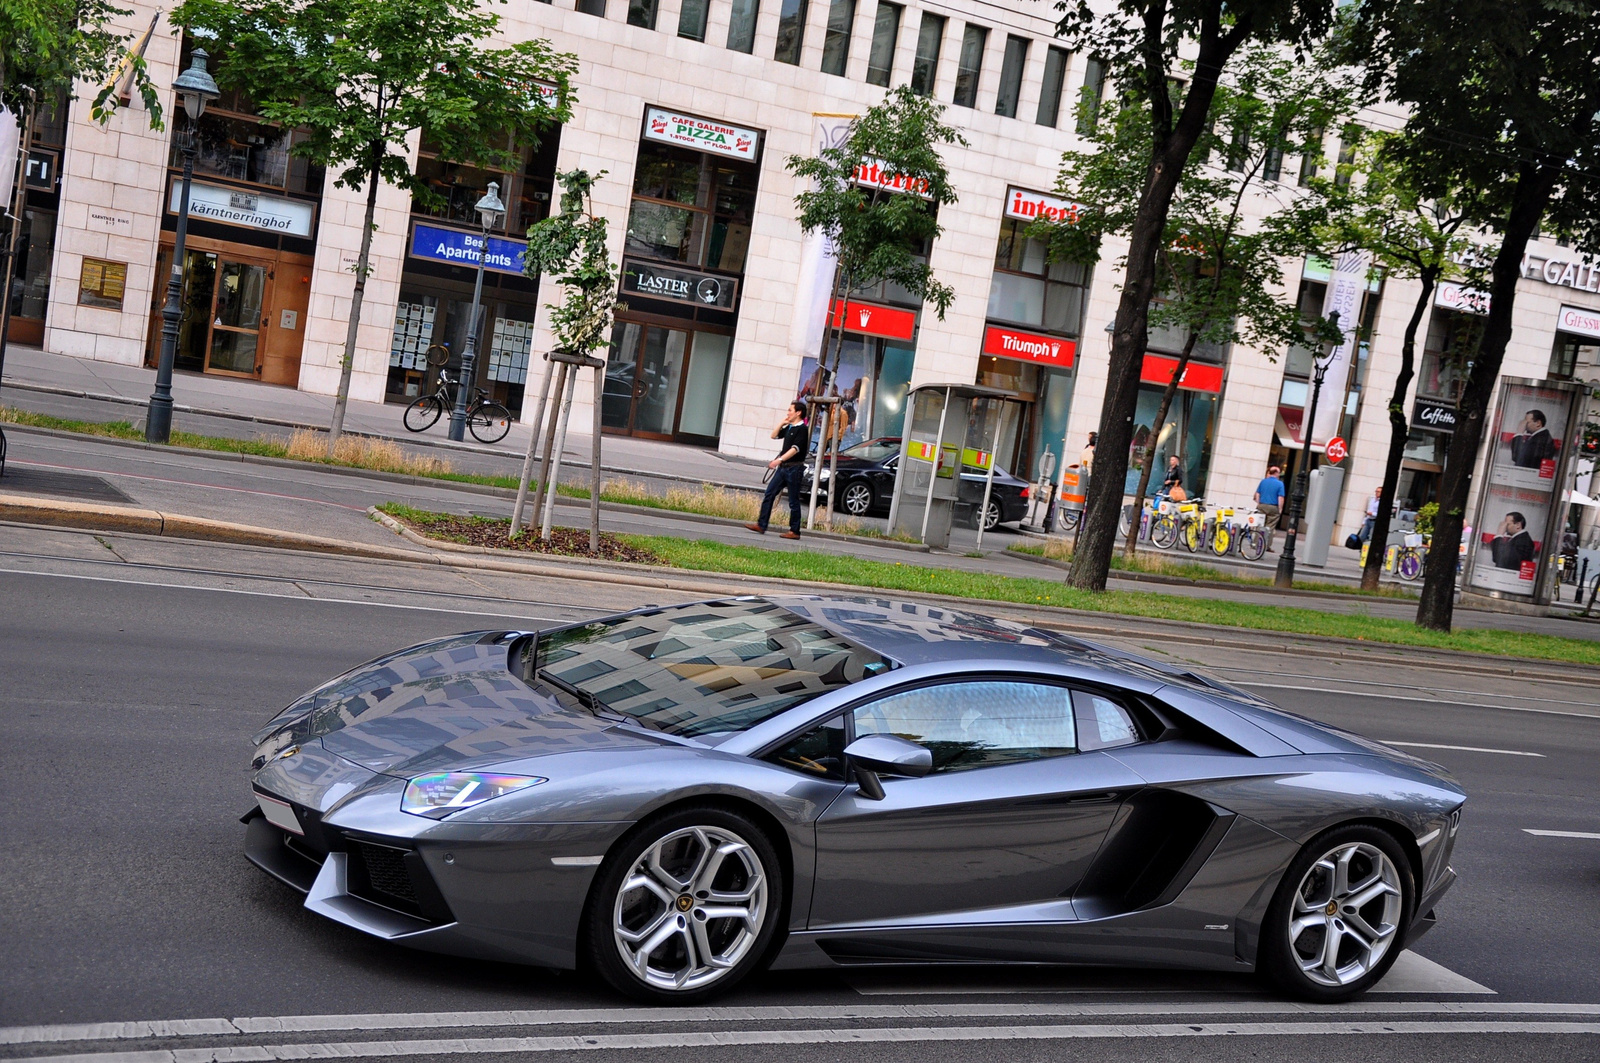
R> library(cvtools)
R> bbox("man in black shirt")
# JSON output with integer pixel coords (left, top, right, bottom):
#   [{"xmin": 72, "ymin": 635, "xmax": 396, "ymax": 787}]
[{"xmin": 747, "ymin": 401, "xmax": 810, "ymax": 539}]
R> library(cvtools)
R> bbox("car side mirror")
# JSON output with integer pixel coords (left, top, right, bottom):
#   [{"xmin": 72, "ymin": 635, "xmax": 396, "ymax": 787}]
[{"xmin": 844, "ymin": 734, "xmax": 932, "ymax": 800}]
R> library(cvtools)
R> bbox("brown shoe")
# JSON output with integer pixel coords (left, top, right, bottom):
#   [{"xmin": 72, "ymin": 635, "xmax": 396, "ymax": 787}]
[
  {"xmin": 779, "ymin": 531, "xmax": 801, "ymax": 540},
  {"xmin": 744, "ymin": 522, "xmax": 765, "ymax": 533}
]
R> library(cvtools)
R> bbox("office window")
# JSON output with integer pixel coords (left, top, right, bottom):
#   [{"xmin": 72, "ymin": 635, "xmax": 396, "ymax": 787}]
[
  {"xmin": 1334, "ymin": 125, "xmax": 1361, "ymax": 188},
  {"xmin": 865, "ymin": 1, "xmax": 901, "ymax": 86},
  {"xmin": 910, "ymin": 12, "xmax": 945, "ymax": 96},
  {"xmin": 727, "ymin": 0, "xmax": 760, "ymax": 52},
  {"xmin": 953, "ymin": 25, "xmax": 988, "ymax": 107},
  {"xmin": 1298, "ymin": 126, "xmax": 1323, "ymax": 186},
  {"xmin": 821, "ymin": 0, "xmax": 855, "ymax": 75},
  {"xmin": 576, "ymin": 0, "xmax": 606, "ymax": 15},
  {"xmin": 995, "ymin": 35, "xmax": 1028, "ymax": 118},
  {"xmin": 1076, "ymin": 56, "xmax": 1105, "ymax": 135},
  {"xmin": 627, "ymin": 0, "xmax": 658, "ymax": 28},
  {"xmin": 775, "ymin": 0, "xmax": 809, "ymax": 64},
  {"xmin": 1036, "ymin": 46, "xmax": 1069, "ymax": 127},
  {"xmin": 678, "ymin": 0, "xmax": 709, "ymax": 40},
  {"xmin": 1263, "ymin": 131, "xmax": 1285, "ymax": 182}
]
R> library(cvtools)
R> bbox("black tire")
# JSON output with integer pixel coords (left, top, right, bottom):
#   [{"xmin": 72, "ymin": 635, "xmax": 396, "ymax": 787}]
[
  {"xmin": 468, "ymin": 401, "xmax": 514, "ymax": 444},
  {"xmin": 839, "ymin": 481, "xmax": 874, "ymax": 517},
  {"xmin": 1239, "ymin": 527, "xmax": 1268, "ymax": 561},
  {"xmin": 403, "ymin": 394, "xmax": 444, "ymax": 432},
  {"xmin": 1259, "ymin": 824, "xmax": 1415, "ymax": 1003},
  {"xmin": 585, "ymin": 805, "xmax": 785, "ymax": 1003},
  {"xmin": 1149, "ymin": 514, "xmax": 1178, "ymax": 550},
  {"xmin": 969, "ymin": 498, "xmax": 1002, "ymax": 532}
]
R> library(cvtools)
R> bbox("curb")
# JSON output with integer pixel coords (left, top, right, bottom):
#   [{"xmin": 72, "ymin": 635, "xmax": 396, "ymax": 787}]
[
  {"xmin": 3, "ymin": 491, "xmax": 1595, "ymax": 683},
  {"xmin": 0, "ymin": 381, "xmax": 766, "ymax": 494}
]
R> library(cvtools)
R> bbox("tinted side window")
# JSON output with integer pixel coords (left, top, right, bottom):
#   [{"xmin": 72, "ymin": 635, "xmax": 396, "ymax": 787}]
[
  {"xmin": 766, "ymin": 716, "xmax": 847, "ymax": 780},
  {"xmin": 852, "ymin": 681, "xmax": 1076, "ymax": 773},
  {"xmin": 1072, "ymin": 689, "xmax": 1140, "ymax": 751}
]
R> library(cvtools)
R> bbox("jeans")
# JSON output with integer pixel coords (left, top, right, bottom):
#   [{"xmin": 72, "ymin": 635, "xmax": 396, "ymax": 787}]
[{"xmin": 758, "ymin": 464, "xmax": 803, "ymax": 533}]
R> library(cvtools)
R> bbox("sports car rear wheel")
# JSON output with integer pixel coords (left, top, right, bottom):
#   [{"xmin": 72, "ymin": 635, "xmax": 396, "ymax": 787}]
[
  {"xmin": 1261, "ymin": 825, "xmax": 1414, "ymax": 1002},
  {"xmin": 587, "ymin": 807, "xmax": 783, "ymax": 1002}
]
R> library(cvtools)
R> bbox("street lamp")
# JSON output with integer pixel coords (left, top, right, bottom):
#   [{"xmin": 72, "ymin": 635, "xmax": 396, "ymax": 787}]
[
  {"xmin": 146, "ymin": 48, "xmax": 220, "ymax": 445},
  {"xmin": 1274, "ymin": 311, "xmax": 1341, "ymax": 589},
  {"xmin": 447, "ymin": 181, "xmax": 507, "ymax": 441}
]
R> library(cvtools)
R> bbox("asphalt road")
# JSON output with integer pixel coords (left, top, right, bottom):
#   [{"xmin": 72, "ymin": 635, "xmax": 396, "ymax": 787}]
[{"xmin": 1, "ymin": 525, "xmax": 1597, "ymax": 1062}]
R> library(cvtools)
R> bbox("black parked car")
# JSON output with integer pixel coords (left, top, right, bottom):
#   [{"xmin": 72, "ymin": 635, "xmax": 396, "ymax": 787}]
[{"xmin": 803, "ymin": 437, "xmax": 1031, "ymax": 531}]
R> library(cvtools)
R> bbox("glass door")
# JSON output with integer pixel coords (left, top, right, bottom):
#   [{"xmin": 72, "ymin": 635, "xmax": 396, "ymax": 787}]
[
  {"xmin": 601, "ymin": 321, "xmax": 689, "ymax": 438},
  {"xmin": 205, "ymin": 259, "xmax": 269, "ymax": 376}
]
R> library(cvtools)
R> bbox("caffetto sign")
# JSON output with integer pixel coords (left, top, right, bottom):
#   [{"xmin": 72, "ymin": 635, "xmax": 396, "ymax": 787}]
[
  {"xmin": 169, "ymin": 180, "xmax": 315, "ymax": 237},
  {"xmin": 1413, "ymin": 396, "xmax": 1459, "ymax": 432},
  {"xmin": 643, "ymin": 107, "xmax": 759, "ymax": 162},
  {"xmin": 621, "ymin": 259, "xmax": 738, "ymax": 308},
  {"xmin": 982, "ymin": 325, "xmax": 1076, "ymax": 367}
]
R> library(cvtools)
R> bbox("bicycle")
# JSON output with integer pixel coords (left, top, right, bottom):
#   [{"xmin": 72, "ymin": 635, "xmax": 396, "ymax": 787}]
[
  {"xmin": 1394, "ymin": 533, "xmax": 1426, "ymax": 581},
  {"xmin": 402, "ymin": 367, "xmax": 514, "ymax": 444},
  {"xmin": 1209, "ymin": 508, "xmax": 1269, "ymax": 561},
  {"xmin": 1174, "ymin": 501, "xmax": 1206, "ymax": 553}
]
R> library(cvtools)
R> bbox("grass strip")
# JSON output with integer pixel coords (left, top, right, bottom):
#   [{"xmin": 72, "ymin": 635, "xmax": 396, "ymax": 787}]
[{"xmin": 1007, "ymin": 542, "xmax": 1416, "ymax": 599}]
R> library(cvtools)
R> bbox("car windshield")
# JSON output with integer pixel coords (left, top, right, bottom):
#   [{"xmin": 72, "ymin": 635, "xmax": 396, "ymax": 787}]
[
  {"xmin": 522, "ymin": 599, "xmax": 893, "ymax": 737},
  {"xmin": 842, "ymin": 439, "xmax": 902, "ymax": 462}
]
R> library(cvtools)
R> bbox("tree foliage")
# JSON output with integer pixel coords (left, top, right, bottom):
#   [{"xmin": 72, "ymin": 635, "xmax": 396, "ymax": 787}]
[
  {"xmin": 0, "ymin": 0, "xmax": 161, "ymax": 123},
  {"xmin": 524, "ymin": 169, "xmax": 623, "ymax": 356},
  {"xmin": 787, "ymin": 84, "xmax": 966, "ymax": 316}
]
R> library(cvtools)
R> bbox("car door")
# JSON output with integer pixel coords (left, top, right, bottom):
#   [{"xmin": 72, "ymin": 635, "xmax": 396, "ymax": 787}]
[{"xmin": 808, "ymin": 678, "xmax": 1145, "ymax": 939}]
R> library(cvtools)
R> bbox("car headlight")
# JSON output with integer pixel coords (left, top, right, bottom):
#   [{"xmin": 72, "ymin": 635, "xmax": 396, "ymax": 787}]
[{"xmin": 400, "ymin": 772, "xmax": 547, "ymax": 819}]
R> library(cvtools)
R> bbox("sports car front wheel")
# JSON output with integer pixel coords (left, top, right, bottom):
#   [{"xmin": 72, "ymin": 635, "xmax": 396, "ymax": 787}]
[
  {"xmin": 1260, "ymin": 824, "xmax": 1415, "ymax": 1002},
  {"xmin": 586, "ymin": 806, "xmax": 784, "ymax": 1002}
]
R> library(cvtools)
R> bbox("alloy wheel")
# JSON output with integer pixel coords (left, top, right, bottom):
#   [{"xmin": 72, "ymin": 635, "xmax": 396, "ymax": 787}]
[
  {"xmin": 1287, "ymin": 841, "xmax": 1403, "ymax": 987},
  {"xmin": 612, "ymin": 825, "xmax": 768, "ymax": 992},
  {"xmin": 842, "ymin": 482, "xmax": 873, "ymax": 516}
]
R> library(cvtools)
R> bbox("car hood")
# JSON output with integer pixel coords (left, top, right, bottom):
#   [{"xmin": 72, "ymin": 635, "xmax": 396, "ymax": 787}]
[{"xmin": 256, "ymin": 632, "xmax": 662, "ymax": 778}]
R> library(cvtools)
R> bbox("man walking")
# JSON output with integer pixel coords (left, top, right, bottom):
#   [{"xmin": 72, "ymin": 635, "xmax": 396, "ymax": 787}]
[
  {"xmin": 746, "ymin": 400, "xmax": 810, "ymax": 540},
  {"xmin": 1254, "ymin": 464, "xmax": 1286, "ymax": 551}
]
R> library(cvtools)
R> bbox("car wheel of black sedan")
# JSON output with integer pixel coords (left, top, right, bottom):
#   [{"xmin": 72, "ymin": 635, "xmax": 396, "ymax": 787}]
[
  {"xmin": 969, "ymin": 498, "xmax": 1003, "ymax": 532},
  {"xmin": 840, "ymin": 481, "xmax": 874, "ymax": 516},
  {"xmin": 1260, "ymin": 824, "xmax": 1414, "ymax": 1002},
  {"xmin": 587, "ymin": 806, "xmax": 784, "ymax": 1002}
]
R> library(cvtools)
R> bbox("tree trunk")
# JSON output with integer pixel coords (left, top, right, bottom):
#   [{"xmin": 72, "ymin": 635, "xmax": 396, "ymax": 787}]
[
  {"xmin": 1360, "ymin": 266, "xmax": 1437, "ymax": 591},
  {"xmin": 1415, "ymin": 165, "xmax": 1559, "ymax": 631},
  {"xmin": 327, "ymin": 141, "xmax": 383, "ymax": 450},
  {"xmin": 1068, "ymin": 18, "xmax": 1252, "ymax": 591},
  {"xmin": 807, "ymin": 261, "xmax": 847, "ymax": 530},
  {"xmin": 1123, "ymin": 333, "xmax": 1197, "ymax": 558}
]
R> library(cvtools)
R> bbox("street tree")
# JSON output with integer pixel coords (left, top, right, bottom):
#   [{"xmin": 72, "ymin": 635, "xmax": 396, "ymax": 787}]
[
  {"xmin": 1317, "ymin": 135, "xmax": 1475, "ymax": 592},
  {"xmin": 510, "ymin": 169, "xmax": 623, "ymax": 550},
  {"xmin": 1, "ymin": 0, "xmax": 161, "ymax": 120},
  {"xmin": 1051, "ymin": 0, "xmax": 1342, "ymax": 591},
  {"xmin": 1044, "ymin": 44, "xmax": 1351, "ymax": 564},
  {"xmin": 173, "ymin": 0, "xmax": 576, "ymax": 450},
  {"xmin": 1348, "ymin": 0, "xmax": 1600, "ymax": 631},
  {"xmin": 786, "ymin": 85, "xmax": 964, "ymax": 528}
]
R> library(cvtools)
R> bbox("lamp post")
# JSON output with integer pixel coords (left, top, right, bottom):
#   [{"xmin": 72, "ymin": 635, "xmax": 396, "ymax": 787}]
[
  {"xmin": 1274, "ymin": 312, "xmax": 1341, "ymax": 589},
  {"xmin": 146, "ymin": 49, "xmax": 220, "ymax": 445},
  {"xmin": 447, "ymin": 182, "xmax": 506, "ymax": 441}
]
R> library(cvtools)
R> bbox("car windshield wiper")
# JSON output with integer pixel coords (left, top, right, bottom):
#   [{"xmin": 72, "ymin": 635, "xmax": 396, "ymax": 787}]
[{"xmin": 536, "ymin": 668, "xmax": 605, "ymax": 715}]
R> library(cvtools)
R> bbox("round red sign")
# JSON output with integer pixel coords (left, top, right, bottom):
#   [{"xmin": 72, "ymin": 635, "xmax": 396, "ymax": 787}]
[{"xmin": 1325, "ymin": 436, "xmax": 1348, "ymax": 463}]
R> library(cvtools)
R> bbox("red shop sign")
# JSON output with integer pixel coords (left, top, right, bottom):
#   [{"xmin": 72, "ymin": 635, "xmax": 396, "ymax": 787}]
[
  {"xmin": 982, "ymin": 325, "xmax": 1076, "ymax": 367},
  {"xmin": 830, "ymin": 300, "xmax": 917, "ymax": 341},
  {"xmin": 1141, "ymin": 354, "xmax": 1224, "ymax": 393}
]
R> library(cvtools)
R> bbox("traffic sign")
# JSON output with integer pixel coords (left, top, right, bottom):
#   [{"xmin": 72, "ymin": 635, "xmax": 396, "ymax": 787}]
[{"xmin": 1325, "ymin": 436, "xmax": 1348, "ymax": 463}]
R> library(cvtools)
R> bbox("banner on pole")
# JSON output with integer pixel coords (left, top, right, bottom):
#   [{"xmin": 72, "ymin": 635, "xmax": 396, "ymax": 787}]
[
  {"xmin": 787, "ymin": 113, "xmax": 855, "ymax": 363},
  {"xmin": 1311, "ymin": 249, "xmax": 1368, "ymax": 446}
]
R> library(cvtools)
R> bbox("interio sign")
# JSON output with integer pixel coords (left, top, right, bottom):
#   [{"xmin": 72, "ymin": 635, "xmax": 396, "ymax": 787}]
[
  {"xmin": 982, "ymin": 325, "xmax": 1076, "ymax": 367},
  {"xmin": 1003, "ymin": 187, "xmax": 1090, "ymax": 225}
]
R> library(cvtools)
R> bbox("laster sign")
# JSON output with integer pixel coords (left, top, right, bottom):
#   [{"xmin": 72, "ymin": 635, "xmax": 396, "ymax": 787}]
[
  {"xmin": 643, "ymin": 107, "xmax": 759, "ymax": 161},
  {"xmin": 1004, "ymin": 187, "xmax": 1089, "ymax": 225},
  {"xmin": 622, "ymin": 259, "xmax": 738, "ymax": 308},
  {"xmin": 983, "ymin": 325, "xmax": 1076, "ymax": 367}
]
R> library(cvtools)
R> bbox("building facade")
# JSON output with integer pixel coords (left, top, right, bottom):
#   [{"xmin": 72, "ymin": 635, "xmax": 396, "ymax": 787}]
[{"xmin": 22, "ymin": 0, "xmax": 1600, "ymax": 548}]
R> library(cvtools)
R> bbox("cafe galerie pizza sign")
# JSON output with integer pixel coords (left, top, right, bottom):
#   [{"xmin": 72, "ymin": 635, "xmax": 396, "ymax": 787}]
[{"xmin": 644, "ymin": 107, "xmax": 760, "ymax": 161}]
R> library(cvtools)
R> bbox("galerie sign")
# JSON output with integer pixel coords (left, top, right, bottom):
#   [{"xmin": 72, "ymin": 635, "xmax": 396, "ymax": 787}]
[
  {"xmin": 170, "ymin": 180, "xmax": 315, "ymax": 237},
  {"xmin": 409, "ymin": 223, "xmax": 528, "ymax": 275},
  {"xmin": 982, "ymin": 325, "xmax": 1076, "ymax": 367},
  {"xmin": 643, "ymin": 107, "xmax": 759, "ymax": 161}
]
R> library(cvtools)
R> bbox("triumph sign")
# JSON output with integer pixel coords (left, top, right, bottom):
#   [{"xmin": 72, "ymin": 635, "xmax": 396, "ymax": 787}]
[{"xmin": 982, "ymin": 325, "xmax": 1076, "ymax": 367}]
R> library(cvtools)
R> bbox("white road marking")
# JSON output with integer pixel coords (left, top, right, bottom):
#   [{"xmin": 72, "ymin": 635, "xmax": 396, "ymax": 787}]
[
  {"xmin": 1385, "ymin": 741, "xmax": 1545, "ymax": 758},
  {"xmin": 11, "ymin": 999, "xmax": 1592, "ymax": 1047},
  {"xmin": 10, "ymin": 1021, "xmax": 1600, "ymax": 1062},
  {"xmin": 1367, "ymin": 951, "xmax": 1495, "ymax": 995},
  {"xmin": 1233, "ymin": 681, "xmax": 1600, "ymax": 721},
  {"xmin": 1524, "ymin": 829, "xmax": 1600, "ymax": 840}
]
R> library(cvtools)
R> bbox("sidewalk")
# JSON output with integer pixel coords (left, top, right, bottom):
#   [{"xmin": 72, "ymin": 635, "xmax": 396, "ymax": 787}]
[{"xmin": 0, "ymin": 343, "xmax": 767, "ymax": 490}]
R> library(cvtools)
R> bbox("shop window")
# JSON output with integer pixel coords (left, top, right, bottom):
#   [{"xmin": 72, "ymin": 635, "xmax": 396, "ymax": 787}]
[
  {"xmin": 1076, "ymin": 57, "xmax": 1105, "ymax": 135},
  {"xmin": 1403, "ymin": 427, "xmax": 1443, "ymax": 465},
  {"xmin": 13, "ymin": 209, "xmax": 56, "ymax": 318},
  {"xmin": 413, "ymin": 131, "xmax": 554, "ymax": 235},
  {"xmin": 910, "ymin": 12, "xmax": 945, "ymax": 96},
  {"xmin": 1127, "ymin": 386, "xmax": 1217, "ymax": 499},
  {"xmin": 577, "ymin": 0, "xmax": 607, "ymax": 16},
  {"xmin": 821, "ymin": 0, "xmax": 855, "ymax": 75},
  {"xmin": 678, "ymin": 334, "xmax": 733, "ymax": 437},
  {"xmin": 865, "ymin": 2, "xmax": 901, "ymax": 86},
  {"xmin": 775, "ymin": 0, "xmax": 809, "ymax": 64},
  {"xmin": 727, "ymin": 0, "xmax": 760, "ymax": 52},
  {"xmin": 625, "ymin": 141, "xmax": 757, "ymax": 274},
  {"xmin": 1549, "ymin": 334, "xmax": 1599, "ymax": 380},
  {"xmin": 995, "ymin": 36, "xmax": 1028, "ymax": 118},
  {"xmin": 1036, "ymin": 46, "xmax": 1069, "ymax": 127},
  {"xmin": 986, "ymin": 218, "xmax": 1087, "ymax": 337},
  {"xmin": 628, "ymin": 0, "xmax": 659, "ymax": 28},
  {"xmin": 1419, "ymin": 308, "xmax": 1481, "ymax": 402},
  {"xmin": 678, "ymin": 0, "xmax": 709, "ymax": 39},
  {"xmin": 953, "ymin": 25, "xmax": 988, "ymax": 108}
]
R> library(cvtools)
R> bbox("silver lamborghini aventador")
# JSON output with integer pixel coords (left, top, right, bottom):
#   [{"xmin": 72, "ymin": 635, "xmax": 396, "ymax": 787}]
[{"xmin": 243, "ymin": 595, "xmax": 1465, "ymax": 1003}]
